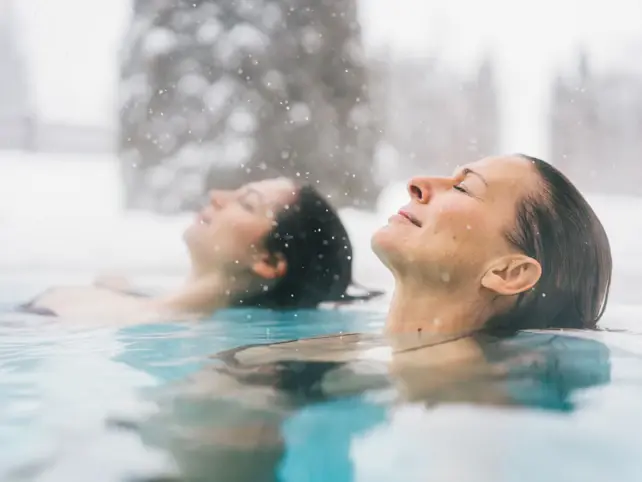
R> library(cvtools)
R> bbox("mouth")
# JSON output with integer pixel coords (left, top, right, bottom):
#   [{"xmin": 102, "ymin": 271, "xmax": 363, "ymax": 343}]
[
  {"xmin": 397, "ymin": 209, "xmax": 421, "ymax": 227},
  {"xmin": 197, "ymin": 210, "xmax": 212, "ymax": 225}
]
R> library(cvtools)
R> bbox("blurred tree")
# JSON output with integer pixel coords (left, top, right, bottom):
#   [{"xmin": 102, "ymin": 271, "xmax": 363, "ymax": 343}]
[
  {"xmin": 119, "ymin": 0, "xmax": 380, "ymax": 213},
  {"xmin": 368, "ymin": 54, "xmax": 499, "ymax": 180},
  {"xmin": 550, "ymin": 47, "xmax": 642, "ymax": 195},
  {"xmin": 0, "ymin": 0, "xmax": 32, "ymax": 149}
]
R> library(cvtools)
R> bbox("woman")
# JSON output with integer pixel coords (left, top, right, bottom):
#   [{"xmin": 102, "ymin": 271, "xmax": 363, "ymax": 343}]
[
  {"xmin": 373, "ymin": 153, "xmax": 611, "ymax": 335},
  {"xmin": 18, "ymin": 178, "xmax": 376, "ymax": 322},
  {"xmin": 130, "ymin": 154, "xmax": 614, "ymax": 482}
]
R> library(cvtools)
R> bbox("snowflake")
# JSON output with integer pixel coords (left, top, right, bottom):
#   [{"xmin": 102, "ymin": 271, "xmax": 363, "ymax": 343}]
[
  {"xmin": 142, "ymin": 28, "xmax": 178, "ymax": 58},
  {"xmin": 196, "ymin": 18, "xmax": 223, "ymax": 44}
]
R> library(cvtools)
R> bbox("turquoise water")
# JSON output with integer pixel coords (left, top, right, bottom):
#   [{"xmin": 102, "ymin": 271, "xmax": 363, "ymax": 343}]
[{"xmin": 2, "ymin": 303, "xmax": 642, "ymax": 481}]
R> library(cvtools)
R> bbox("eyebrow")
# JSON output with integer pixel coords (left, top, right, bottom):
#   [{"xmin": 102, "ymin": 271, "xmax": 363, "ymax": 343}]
[
  {"xmin": 243, "ymin": 186, "xmax": 265, "ymax": 203},
  {"xmin": 462, "ymin": 168, "xmax": 488, "ymax": 186}
]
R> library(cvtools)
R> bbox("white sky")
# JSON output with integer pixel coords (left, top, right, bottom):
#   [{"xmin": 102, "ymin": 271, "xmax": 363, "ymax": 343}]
[{"xmin": 10, "ymin": 0, "xmax": 642, "ymax": 157}]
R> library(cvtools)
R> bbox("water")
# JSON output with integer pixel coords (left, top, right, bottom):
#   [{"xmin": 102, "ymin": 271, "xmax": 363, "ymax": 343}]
[
  {"xmin": 0, "ymin": 304, "xmax": 383, "ymax": 481},
  {"xmin": 2, "ymin": 298, "xmax": 642, "ymax": 482}
]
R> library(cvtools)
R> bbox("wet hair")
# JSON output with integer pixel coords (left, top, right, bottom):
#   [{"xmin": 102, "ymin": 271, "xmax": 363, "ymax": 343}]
[
  {"xmin": 487, "ymin": 154, "xmax": 612, "ymax": 332},
  {"xmin": 236, "ymin": 184, "xmax": 382, "ymax": 309}
]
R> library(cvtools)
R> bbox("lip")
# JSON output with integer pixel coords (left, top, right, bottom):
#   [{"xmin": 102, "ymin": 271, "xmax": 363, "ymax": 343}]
[
  {"xmin": 197, "ymin": 210, "xmax": 212, "ymax": 225},
  {"xmin": 398, "ymin": 209, "xmax": 421, "ymax": 227}
]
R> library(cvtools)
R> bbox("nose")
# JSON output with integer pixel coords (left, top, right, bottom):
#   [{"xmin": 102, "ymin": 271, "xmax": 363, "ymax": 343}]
[
  {"xmin": 407, "ymin": 175, "xmax": 453, "ymax": 203},
  {"xmin": 208, "ymin": 189, "xmax": 228, "ymax": 208},
  {"xmin": 407, "ymin": 176, "xmax": 434, "ymax": 204}
]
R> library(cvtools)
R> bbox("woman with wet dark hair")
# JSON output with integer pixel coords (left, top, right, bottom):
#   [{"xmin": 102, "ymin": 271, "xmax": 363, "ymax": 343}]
[
  {"xmin": 487, "ymin": 154, "xmax": 612, "ymax": 331},
  {"xmin": 373, "ymin": 153, "xmax": 612, "ymax": 334},
  {"xmin": 18, "ymin": 178, "xmax": 380, "ymax": 321},
  {"xmin": 236, "ymin": 185, "xmax": 367, "ymax": 309}
]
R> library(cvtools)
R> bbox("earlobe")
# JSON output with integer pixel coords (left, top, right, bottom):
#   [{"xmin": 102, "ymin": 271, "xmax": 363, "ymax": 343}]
[
  {"xmin": 252, "ymin": 252, "xmax": 287, "ymax": 280},
  {"xmin": 481, "ymin": 255, "xmax": 541, "ymax": 296}
]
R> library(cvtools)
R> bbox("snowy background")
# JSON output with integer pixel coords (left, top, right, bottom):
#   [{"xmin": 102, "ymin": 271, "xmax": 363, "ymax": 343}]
[{"xmin": 1, "ymin": 0, "xmax": 642, "ymax": 314}]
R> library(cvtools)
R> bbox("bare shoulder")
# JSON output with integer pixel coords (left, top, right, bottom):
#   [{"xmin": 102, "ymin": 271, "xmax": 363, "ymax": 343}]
[{"xmin": 27, "ymin": 285, "xmax": 150, "ymax": 320}]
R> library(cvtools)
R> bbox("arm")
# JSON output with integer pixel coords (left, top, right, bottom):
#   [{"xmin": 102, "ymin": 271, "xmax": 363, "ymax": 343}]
[{"xmin": 139, "ymin": 368, "xmax": 290, "ymax": 482}]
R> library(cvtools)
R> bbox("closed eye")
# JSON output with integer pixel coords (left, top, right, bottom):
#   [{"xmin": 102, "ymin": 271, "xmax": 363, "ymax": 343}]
[
  {"xmin": 238, "ymin": 192, "xmax": 258, "ymax": 211},
  {"xmin": 453, "ymin": 184, "xmax": 469, "ymax": 194}
]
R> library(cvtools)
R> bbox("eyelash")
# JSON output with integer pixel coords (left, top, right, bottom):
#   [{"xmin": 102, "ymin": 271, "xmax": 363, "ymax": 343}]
[
  {"xmin": 238, "ymin": 193, "xmax": 254, "ymax": 211},
  {"xmin": 453, "ymin": 184, "xmax": 468, "ymax": 194}
]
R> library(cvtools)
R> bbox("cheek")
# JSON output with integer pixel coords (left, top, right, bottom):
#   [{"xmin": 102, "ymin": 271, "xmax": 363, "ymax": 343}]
[
  {"xmin": 217, "ymin": 219, "xmax": 270, "ymax": 253},
  {"xmin": 431, "ymin": 200, "xmax": 479, "ymax": 235},
  {"xmin": 431, "ymin": 197, "xmax": 503, "ymax": 244},
  {"xmin": 415, "ymin": 205, "xmax": 496, "ymax": 261}
]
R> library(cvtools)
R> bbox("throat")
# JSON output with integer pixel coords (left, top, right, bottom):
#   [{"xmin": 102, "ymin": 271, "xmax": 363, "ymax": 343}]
[
  {"xmin": 154, "ymin": 272, "xmax": 245, "ymax": 315},
  {"xmin": 385, "ymin": 283, "xmax": 489, "ymax": 336}
]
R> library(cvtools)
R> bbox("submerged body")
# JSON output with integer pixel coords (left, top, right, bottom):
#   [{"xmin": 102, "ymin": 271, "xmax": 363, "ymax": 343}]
[{"xmin": 135, "ymin": 329, "xmax": 611, "ymax": 482}]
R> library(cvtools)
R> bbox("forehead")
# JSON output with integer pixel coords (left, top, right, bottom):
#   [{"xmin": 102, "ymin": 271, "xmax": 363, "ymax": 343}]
[
  {"xmin": 245, "ymin": 178, "xmax": 296, "ymax": 204},
  {"xmin": 460, "ymin": 155, "xmax": 540, "ymax": 200}
]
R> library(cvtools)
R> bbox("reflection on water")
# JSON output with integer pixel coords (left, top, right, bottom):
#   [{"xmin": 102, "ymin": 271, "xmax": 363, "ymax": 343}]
[
  {"xmin": 132, "ymin": 330, "xmax": 619, "ymax": 482},
  {"xmin": 2, "ymin": 304, "xmax": 642, "ymax": 482}
]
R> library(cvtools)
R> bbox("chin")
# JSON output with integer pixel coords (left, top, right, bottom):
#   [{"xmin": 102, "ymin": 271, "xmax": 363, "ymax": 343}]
[
  {"xmin": 371, "ymin": 227, "xmax": 397, "ymax": 269},
  {"xmin": 183, "ymin": 223, "xmax": 196, "ymax": 244},
  {"xmin": 373, "ymin": 223, "xmax": 421, "ymax": 272},
  {"xmin": 182, "ymin": 221, "xmax": 207, "ymax": 253}
]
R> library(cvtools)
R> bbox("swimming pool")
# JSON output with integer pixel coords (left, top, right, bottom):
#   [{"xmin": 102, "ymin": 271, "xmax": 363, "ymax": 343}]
[{"xmin": 2, "ymin": 299, "xmax": 642, "ymax": 482}]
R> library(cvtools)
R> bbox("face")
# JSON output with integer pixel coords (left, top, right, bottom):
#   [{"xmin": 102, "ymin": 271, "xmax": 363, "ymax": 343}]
[
  {"xmin": 184, "ymin": 178, "xmax": 297, "ymax": 273},
  {"xmin": 372, "ymin": 155, "xmax": 541, "ymax": 286}
]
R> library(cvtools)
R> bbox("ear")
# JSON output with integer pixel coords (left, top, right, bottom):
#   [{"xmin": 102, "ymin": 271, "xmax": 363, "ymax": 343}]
[
  {"xmin": 251, "ymin": 251, "xmax": 287, "ymax": 281},
  {"xmin": 481, "ymin": 255, "xmax": 541, "ymax": 296}
]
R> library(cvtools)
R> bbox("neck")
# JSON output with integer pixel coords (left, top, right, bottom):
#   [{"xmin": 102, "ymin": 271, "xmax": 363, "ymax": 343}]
[
  {"xmin": 385, "ymin": 278, "xmax": 490, "ymax": 336},
  {"xmin": 154, "ymin": 268, "xmax": 246, "ymax": 316}
]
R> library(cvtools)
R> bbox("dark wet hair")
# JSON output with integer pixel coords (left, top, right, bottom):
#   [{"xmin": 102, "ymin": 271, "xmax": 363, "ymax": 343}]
[
  {"xmin": 236, "ymin": 184, "xmax": 382, "ymax": 309},
  {"xmin": 487, "ymin": 154, "xmax": 612, "ymax": 332}
]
